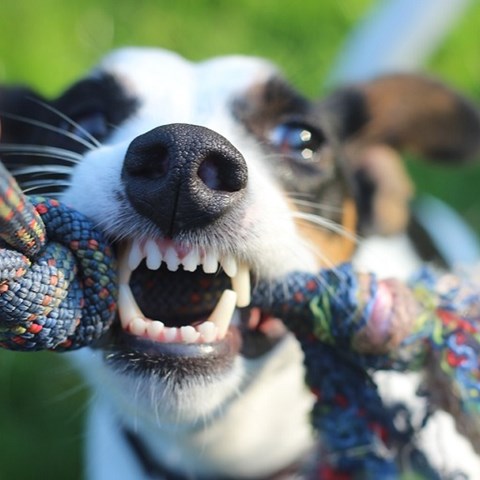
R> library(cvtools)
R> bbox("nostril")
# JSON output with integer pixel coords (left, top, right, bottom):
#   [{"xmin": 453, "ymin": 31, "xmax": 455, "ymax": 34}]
[
  {"xmin": 197, "ymin": 152, "xmax": 247, "ymax": 192},
  {"xmin": 127, "ymin": 144, "xmax": 170, "ymax": 180}
]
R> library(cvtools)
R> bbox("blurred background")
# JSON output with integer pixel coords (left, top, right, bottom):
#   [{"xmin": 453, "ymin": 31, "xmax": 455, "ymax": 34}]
[{"xmin": 0, "ymin": 0, "xmax": 480, "ymax": 478}]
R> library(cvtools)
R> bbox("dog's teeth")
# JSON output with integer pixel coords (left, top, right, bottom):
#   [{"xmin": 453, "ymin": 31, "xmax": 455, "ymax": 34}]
[
  {"xmin": 118, "ymin": 285, "xmax": 144, "ymax": 329},
  {"xmin": 207, "ymin": 289, "xmax": 237, "ymax": 339},
  {"xmin": 128, "ymin": 239, "xmax": 144, "ymax": 271},
  {"xmin": 117, "ymin": 242, "xmax": 133, "ymax": 285},
  {"xmin": 129, "ymin": 317, "xmax": 147, "ymax": 336},
  {"xmin": 163, "ymin": 328, "xmax": 178, "ymax": 342},
  {"xmin": 182, "ymin": 248, "xmax": 200, "ymax": 272},
  {"xmin": 197, "ymin": 321, "xmax": 217, "ymax": 343},
  {"xmin": 231, "ymin": 263, "xmax": 251, "ymax": 307},
  {"xmin": 145, "ymin": 239, "xmax": 162, "ymax": 270},
  {"xmin": 146, "ymin": 321, "xmax": 165, "ymax": 340},
  {"xmin": 220, "ymin": 255, "xmax": 238, "ymax": 278},
  {"xmin": 165, "ymin": 246, "xmax": 180, "ymax": 272},
  {"xmin": 180, "ymin": 325, "xmax": 200, "ymax": 343},
  {"xmin": 202, "ymin": 250, "xmax": 218, "ymax": 274}
]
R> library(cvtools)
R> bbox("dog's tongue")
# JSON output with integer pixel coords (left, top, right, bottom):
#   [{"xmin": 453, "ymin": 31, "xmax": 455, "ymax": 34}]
[{"xmin": 130, "ymin": 264, "xmax": 231, "ymax": 325}]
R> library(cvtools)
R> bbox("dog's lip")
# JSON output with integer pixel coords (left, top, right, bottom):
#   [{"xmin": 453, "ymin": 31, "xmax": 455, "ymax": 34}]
[
  {"xmin": 99, "ymin": 321, "xmax": 242, "ymax": 375},
  {"xmin": 116, "ymin": 238, "xmax": 251, "ymax": 345},
  {"xmin": 109, "ymin": 323, "xmax": 242, "ymax": 358}
]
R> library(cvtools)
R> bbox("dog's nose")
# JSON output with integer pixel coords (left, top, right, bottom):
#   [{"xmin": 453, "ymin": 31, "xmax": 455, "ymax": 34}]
[{"xmin": 122, "ymin": 123, "xmax": 248, "ymax": 235}]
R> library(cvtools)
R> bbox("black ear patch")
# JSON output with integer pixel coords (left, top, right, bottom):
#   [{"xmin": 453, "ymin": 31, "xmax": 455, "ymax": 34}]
[
  {"xmin": 52, "ymin": 74, "xmax": 138, "ymax": 149},
  {"xmin": 0, "ymin": 86, "xmax": 49, "ymax": 144},
  {"xmin": 0, "ymin": 74, "xmax": 138, "ymax": 152},
  {"xmin": 316, "ymin": 88, "xmax": 369, "ymax": 142},
  {"xmin": 0, "ymin": 74, "xmax": 138, "ymax": 196}
]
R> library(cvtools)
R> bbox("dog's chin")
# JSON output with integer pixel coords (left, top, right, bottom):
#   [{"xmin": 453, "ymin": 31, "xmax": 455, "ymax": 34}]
[{"xmin": 89, "ymin": 238, "xmax": 289, "ymax": 423}]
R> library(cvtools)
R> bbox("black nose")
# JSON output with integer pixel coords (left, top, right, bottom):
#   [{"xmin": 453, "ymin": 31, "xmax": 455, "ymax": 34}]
[{"xmin": 122, "ymin": 123, "xmax": 248, "ymax": 235}]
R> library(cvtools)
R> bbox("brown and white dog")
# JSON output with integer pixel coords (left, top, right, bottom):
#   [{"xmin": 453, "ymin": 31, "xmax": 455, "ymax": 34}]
[{"xmin": 1, "ymin": 48, "xmax": 480, "ymax": 479}]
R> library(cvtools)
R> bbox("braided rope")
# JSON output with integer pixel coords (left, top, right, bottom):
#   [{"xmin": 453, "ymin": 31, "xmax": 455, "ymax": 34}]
[
  {"xmin": 0, "ymin": 162, "xmax": 117, "ymax": 350},
  {"xmin": 252, "ymin": 264, "xmax": 480, "ymax": 478},
  {"xmin": 0, "ymin": 162, "xmax": 45, "ymax": 257}
]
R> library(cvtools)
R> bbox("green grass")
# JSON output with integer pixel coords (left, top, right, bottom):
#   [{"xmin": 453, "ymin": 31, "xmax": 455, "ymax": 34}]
[{"xmin": 0, "ymin": 1, "xmax": 480, "ymax": 478}]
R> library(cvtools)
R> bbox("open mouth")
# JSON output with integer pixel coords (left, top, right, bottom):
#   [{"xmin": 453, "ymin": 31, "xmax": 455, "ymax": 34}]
[{"xmin": 110, "ymin": 237, "xmax": 287, "ymax": 361}]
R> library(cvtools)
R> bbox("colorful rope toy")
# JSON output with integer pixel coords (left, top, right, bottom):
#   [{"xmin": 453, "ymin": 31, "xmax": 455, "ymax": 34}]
[
  {"xmin": 0, "ymin": 159, "xmax": 479, "ymax": 478},
  {"xmin": 0, "ymin": 161, "xmax": 117, "ymax": 350},
  {"xmin": 253, "ymin": 266, "xmax": 480, "ymax": 478}
]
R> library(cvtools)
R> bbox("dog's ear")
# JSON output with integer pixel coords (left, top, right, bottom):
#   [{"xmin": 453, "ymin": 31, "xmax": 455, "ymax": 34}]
[
  {"xmin": 0, "ymin": 86, "xmax": 48, "ymax": 144},
  {"xmin": 321, "ymin": 74, "xmax": 480, "ymax": 235}
]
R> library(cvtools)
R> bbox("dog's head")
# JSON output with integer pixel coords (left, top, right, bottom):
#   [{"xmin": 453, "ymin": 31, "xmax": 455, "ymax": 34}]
[{"xmin": 2, "ymin": 48, "xmax": 479, "ymax": 477}]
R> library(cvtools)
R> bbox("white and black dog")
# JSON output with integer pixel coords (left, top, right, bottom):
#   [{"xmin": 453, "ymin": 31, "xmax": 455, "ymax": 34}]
[{"xmin": 1, "ymin": 48, "xmax": 480, "ymax": 479}]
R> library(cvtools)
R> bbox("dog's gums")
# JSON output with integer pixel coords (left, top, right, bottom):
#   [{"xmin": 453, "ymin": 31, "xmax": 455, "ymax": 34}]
[{"xmin": 117, "ymin": 238, "xmax": 252, "ymax": 344}]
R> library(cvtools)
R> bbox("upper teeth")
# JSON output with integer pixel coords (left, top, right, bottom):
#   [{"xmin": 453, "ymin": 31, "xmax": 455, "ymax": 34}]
[{"xmin": 117, "ymin": 238, "xmax": 251, "ymax": 345}]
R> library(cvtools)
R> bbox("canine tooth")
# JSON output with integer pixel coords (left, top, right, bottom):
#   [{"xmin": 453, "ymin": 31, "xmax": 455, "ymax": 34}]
[
  {"xmin": 231, "ymin": 263, "xmax": 251, "ymax": 307},
  {"xmin": 145, "ymin": 239, "xmax": 162, "ymax": 270},
  {"xmin": 202, "ymin": 250, "xmax": 218, "ymax": 274},
  {"xmin": 129, "ymin": 317, "xmax": 147, "ymax": 336},
  {"xmin": 197, "ymin": 321, "xmax": 217, "ymax": 343},
  {"xmin": 182, "ymin": 248, "xmax": 200, "ymax": 272},
  {"xmin": 165, "ymin": 246, "xmax": 180, "ymax": 272},
  {"xmin": 128, "ymin": 239, "xmax": 144, "ymax": 271},
  {"xmin": 118, "ymin": 285, "xmax": 144, "ymax": 329},
  {"xmin": 220, "ymin": 255, "xmax": 237, "ymax": 278},
  {"xmin": 146, "ymin": 321, "xmax": 165, "ymax": 340},
  {"xmin": 208, "ymin": 289, "xmax": 237, "ymax": 339},
  {"xmin": 163, "ymin": 328, "xmax": 178, "ymax": 342},
  {"xmin": 118, "ymin": 243, "xmax": 133, "ymax": 285},
  {"xmin": 180, "ymin": 326, "xmax": 200, "ymax": 343}
]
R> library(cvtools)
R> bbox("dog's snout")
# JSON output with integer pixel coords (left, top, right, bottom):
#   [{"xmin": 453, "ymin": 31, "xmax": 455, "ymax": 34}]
[{"xmin": 122, "ymin": 123, "xmax": 248, "ymax": 234}]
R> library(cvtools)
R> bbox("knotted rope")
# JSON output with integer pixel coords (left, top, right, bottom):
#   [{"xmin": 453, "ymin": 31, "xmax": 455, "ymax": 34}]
[
  {"xmin": 0, "ymin": 161, "xmax": 117, "ymax": 350},
  {"xmin": 252, "ymin": 266, "xmax": 480, "ymax": 478}
]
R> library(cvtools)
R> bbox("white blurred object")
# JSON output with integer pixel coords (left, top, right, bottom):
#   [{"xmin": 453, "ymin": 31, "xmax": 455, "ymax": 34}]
[{"xmin": 329, "ymin": 0, "xmax": 472, "ymax": 84}]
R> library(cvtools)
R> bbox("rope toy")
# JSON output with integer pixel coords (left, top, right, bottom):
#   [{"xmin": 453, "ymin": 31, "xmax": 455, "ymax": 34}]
[
  {"xmin": 1, "ymin": 159, "xmax": 479, "ymax": 478},
  {"xmin": 0, "ymin": 161, "xmax": 117, "ymax": 350},
  {"xmin": 252, "ymin": 266, "xmax": 480, "ymax": 478}
]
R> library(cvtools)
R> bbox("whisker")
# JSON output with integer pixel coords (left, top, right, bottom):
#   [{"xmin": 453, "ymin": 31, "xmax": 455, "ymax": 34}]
[
  {"xmin": 0, "ymin": 111, "xmax": 96, "ymax": 151},
  {"xmin": 10, "ymin": 165, "xmax": 74, "ymax": 177},
  {"xmin": 293, "ymin": 211, "xmax": 362, "ymax": 244},
  {"xmin": 27, "ymin": 97, "xmax": 102, "ymax": 149},
  {"xmin": 22, "ymin": 181, "xmax": 72, "ymax": 194},
  {"xmin": 285, "ymin": 192, "xmax": 315, "ymax": 199},
  {"xmin": 289, "ymin": 198, "xmax": 344, "ymax": 213},
  {"xmin": 298, "ymin": 235, "xmax": 337, "ymax": 271},
  {"xmin": 1, "ymin": 151, "xmax": 80, "ymax": 165},
  {"xmin": 0, "ymin": 144, "xmax": 82, "ymax": 164}
]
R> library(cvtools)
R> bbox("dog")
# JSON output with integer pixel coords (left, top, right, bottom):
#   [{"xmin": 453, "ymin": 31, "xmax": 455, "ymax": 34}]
[{"xmin": 1, "ymin": 47, "xmax": 480, "ymax": 479}]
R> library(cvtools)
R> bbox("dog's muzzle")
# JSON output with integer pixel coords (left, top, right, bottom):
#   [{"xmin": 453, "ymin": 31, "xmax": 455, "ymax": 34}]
[{"xmin": 99, "ymin": 123, "xmax": 286, "ymax": 373}]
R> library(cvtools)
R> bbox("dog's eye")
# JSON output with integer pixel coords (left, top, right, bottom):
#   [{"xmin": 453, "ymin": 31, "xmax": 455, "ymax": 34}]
[
  {"xmin": 62, "ymin": 111, "xmax": 108, "ymax": 142},
  {"xmin": 269, "ymin": 122, "xmax": 325, "ymax": 163}
]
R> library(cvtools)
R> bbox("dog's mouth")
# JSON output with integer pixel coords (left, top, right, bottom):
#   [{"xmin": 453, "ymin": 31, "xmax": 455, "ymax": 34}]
[{"xmin": 104, "ymin": 237, "xmax": 287, "ymax": 366}]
